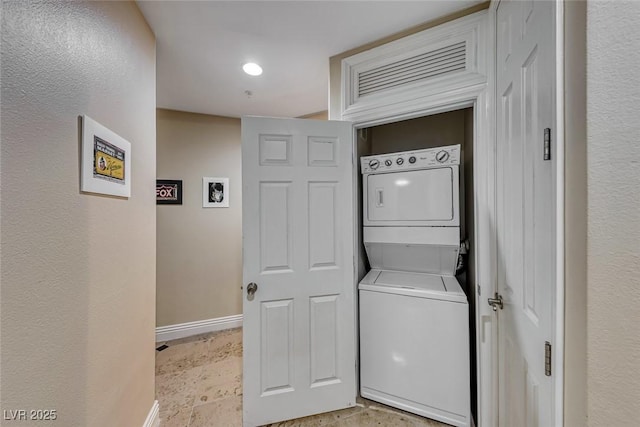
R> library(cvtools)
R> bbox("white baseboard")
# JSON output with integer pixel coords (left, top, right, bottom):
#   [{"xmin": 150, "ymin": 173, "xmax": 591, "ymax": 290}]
[
  {"xmin": 156, "ymin": 314, "xmax": 243, "ymax": 342},
  {"xmin": 142, "ymin": 400, "xmax": 160, "ymax": 427}
]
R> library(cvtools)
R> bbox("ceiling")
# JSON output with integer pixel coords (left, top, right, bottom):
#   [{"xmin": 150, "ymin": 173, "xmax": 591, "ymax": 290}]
[{"xmin": 137, "ymin": 1, "xmax": 483, "ymax": 119}]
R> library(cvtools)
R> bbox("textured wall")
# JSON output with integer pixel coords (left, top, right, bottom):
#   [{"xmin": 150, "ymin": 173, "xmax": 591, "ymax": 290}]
[
  {"xmin": 1, "ymin": 2, "xmax": 156, "ymax": 427},
  {"xmin": 156, "ymin": 109, "xmax": 242, "ymax": 327},
  {"xmin": 586, "ymin": 2, "xmax": 640, "ymax": 425}
]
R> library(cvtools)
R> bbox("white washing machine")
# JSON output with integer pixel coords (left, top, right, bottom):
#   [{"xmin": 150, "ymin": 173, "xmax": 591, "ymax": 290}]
[{"xmin": 359, "ymin": 145, "xmax": 470, "ymax": 427}]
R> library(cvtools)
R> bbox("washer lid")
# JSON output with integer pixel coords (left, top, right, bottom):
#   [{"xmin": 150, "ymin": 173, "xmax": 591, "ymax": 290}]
[
  {"xmin": 375, "ymin": 270, "xmax": 446, "ymax": 292},
  {"xmin": 359, "ymin": 269, "xmax": 467, "ymax": 303}
]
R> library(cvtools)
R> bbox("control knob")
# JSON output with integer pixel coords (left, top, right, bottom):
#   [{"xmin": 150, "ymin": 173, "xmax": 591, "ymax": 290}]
[
  {"xmin": 396, "ymin": 157, "xmax": 404, "ymax": 165},
  {"xmin": 436, "ymin": 150, "xmax": 450, "ymax": 163},
  {"xmin": 384, "ymin": 159, "xmax": 392, "ymax": 167},
  {"xmin": 368, "ymin": 159, "xmax": 379, "ymax": 170},
  {"xmin": 408, "ymin": 156, "xmax": 416, "ymax": 164}
]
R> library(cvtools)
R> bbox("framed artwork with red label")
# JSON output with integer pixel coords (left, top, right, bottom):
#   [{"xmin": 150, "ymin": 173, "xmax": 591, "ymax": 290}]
[{"xmin": 156, "ymin": 180, "xmax": 183, "ymax": 205}]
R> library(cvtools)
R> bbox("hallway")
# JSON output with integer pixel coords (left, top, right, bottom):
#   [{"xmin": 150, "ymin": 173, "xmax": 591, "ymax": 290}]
[{"xmin": 156, "ymin": 329, "xmax": 448, "ymax": 427}]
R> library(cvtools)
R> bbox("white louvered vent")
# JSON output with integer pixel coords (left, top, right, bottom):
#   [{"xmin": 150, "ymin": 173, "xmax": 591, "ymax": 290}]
[{"xmin": 358, "ymin": 41, "xmax": 467, "ymax": 97}]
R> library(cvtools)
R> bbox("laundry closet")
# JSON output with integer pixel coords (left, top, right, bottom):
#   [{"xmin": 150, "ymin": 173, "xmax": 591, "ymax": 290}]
[
  {"xmin": 332, "ymin": 8, "xmax": 495, "ymax": 425},
  {"xmin": 243, "ymin": 3, "xmax": 563, "ymax": 425},
  {"xmin": 354, "ymin": 108, "xmax": 477, "ymax": 427},
  {"xmin": 241, "ymin": 9, "xmax": 501, "ymax": 427}
]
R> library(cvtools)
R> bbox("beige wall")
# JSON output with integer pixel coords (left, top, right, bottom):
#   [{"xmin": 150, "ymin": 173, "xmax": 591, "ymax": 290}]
[
  {"xmin": 368, "ymin": 109, "xmax": 467, "ymax": 154},
  {"xmin": 1, "ymin": 2, "xmax": 156, "ymax": 427},
  {"xmin": 586, "ymin": 2, "xmax": 640, "ymax": 425},
  {"xmin": 563, "ymin": 1, "xmax": 588, "ymax": 425},
  {"xmin": 156, "ymin": 109, "xmax": 242, "ymax": 327}
]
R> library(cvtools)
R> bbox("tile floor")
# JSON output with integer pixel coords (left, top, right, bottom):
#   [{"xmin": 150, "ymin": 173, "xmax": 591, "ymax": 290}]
[{"xmin": 156, "ymin": 328, "xmax": 449, "ymax": 427}]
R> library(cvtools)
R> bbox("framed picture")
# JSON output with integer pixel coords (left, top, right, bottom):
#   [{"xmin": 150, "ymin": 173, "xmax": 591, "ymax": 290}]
[
  {"xmin": 156, "ymin": 180, "xmax": 183, "ymax": 205},
  {"xmin": 81, "ymin": 115, "xmax": 131, "ymax": 198},
  {"xmin": 202, "ymin": 177, "xmax": 229, "ymax": 208}
]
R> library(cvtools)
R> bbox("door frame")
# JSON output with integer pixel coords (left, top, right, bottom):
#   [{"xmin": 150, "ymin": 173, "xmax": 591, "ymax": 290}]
[
  {"xmin": 553, "ymin": 1, "xmax": 565, "ymax": 425},
  {"xmin": 335, "ymin": 4, "xmax": 566, "ymax": 426},
  {"xmin": 340, "ymin": 10, "xmax": 498, "ymax": 426}
]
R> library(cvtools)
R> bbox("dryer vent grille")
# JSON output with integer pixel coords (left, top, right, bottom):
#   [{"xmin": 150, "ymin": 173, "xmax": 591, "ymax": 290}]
[{"xmin": 357, "ymin": 41, "xmax": 467, "ymax": 97}]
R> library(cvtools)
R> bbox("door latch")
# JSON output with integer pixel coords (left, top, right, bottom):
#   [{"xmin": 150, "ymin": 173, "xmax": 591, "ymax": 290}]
[
  {"xmin": 487, "ymin": 292, "xmax": 504, "ymax": 311},
  {"xmin": 246, "ymin": 282, "xmax": 258, "ymax": 301}
]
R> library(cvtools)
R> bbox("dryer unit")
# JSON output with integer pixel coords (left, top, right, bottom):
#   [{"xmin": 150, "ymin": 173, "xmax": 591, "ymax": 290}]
[
  {"xmin": 361, "ymin": 145, "xmax": 462, "ymax": 276},
  {"xmin": 358, "ymin": 145, "xmax": 470, "ymax": 427},
  {"xmin": 362, "ymin": 145, "xmax": 460, "ymax": 227}
]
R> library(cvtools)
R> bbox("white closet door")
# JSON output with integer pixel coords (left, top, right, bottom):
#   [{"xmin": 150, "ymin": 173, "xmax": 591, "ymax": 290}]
[
  {"xmin": 241, "ymin": 117, "xmax": 356, "ymax": 427},
  {"xmin": 496, "ymin": 1, "xmax": 556, "ymax": 426}
]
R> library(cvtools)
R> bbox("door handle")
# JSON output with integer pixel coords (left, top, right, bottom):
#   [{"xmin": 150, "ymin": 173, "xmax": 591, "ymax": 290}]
[
  {"xmin": 247, "ymin": 282, "xmax": 258, "ymax": 300},
  {"xmin": 487, "ymin": 292, "xmax": 504, "ymax": 311},
  {"xmin": 376, "ymin": 188, "xmax": 384, "ymax": 207}
]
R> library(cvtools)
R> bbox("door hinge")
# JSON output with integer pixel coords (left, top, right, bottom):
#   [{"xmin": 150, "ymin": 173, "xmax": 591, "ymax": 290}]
[
  {"xmin": 545, "ymin": 341, "xmax": 552, "ymax": 376},
  {"xmin": 543, "ymin": 128, "xmax": 551, "ymax": 161}
]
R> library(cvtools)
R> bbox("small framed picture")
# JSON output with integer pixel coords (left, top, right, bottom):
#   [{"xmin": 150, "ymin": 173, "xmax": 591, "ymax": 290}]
[
  {"xmin": 81, "ymin": 115, "xmax": 131, "ymax": 198},
  {"xmin": 156, "ymin": 180, "xmax": 183, "ymax": 205},
  {"xmin": 202, "ymin": 177, "xmax": 229, "ymax": 208}
]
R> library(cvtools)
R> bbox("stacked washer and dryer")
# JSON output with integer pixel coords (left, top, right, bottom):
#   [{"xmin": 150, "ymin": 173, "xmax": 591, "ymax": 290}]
[{"xmin": 359, "ymin": 144, "xmax": 470, "ymax": 427}]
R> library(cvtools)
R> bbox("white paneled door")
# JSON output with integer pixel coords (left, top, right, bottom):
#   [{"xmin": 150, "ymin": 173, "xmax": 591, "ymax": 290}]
[
  {"xmin": 496, "ymin": 1, "xmax": 555, "ymax": 426},
  {"xmin": 241, "ymin": 117, "xmax": 356, "ymax": 427}
]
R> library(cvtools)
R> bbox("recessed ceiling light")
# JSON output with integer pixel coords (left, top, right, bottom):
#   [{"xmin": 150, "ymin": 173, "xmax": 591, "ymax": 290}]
[{"xmin": 243, "ymin": 62, "xmax": 263, "ymax": 76}]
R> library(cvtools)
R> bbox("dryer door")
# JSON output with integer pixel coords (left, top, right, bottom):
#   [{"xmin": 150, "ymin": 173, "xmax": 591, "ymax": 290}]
[{"xmin": 364, "ymin": 165, "xmax": 459, "ymax": 227}]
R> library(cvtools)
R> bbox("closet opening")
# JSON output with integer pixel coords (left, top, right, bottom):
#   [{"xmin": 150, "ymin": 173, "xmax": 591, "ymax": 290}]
[{"xmin": 355, "ymin": 106, "xmax": 477, "ymax": 426}]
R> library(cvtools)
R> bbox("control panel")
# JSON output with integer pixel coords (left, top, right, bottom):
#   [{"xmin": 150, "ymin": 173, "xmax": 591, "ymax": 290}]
[{"xmin": 360, "ymin": 145, "xmax": 461, "ymax": 174}]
